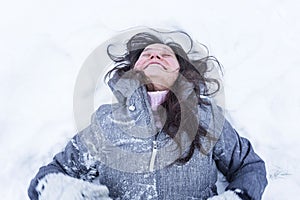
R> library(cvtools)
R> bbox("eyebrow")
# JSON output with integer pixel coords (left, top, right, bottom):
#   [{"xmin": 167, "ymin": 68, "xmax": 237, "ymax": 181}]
[{"xmin": 143, "ymin": 47, "xmax": 175, "ymax": 54}]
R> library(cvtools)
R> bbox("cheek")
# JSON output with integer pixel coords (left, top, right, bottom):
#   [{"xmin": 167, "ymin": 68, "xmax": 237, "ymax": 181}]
[
  {"xmin": 134, "ymin": 57, "xmax": 146, "ymax": 70},
  {"xmin": 168, "ymin": 59, "xmax": 180, "ymax": 70}
]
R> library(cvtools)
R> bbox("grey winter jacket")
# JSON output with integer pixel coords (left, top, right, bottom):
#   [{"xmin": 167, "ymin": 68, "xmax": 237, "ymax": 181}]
[{"xmin": 28, "ymin": 74, "xmax": 267, "ymax": 200}]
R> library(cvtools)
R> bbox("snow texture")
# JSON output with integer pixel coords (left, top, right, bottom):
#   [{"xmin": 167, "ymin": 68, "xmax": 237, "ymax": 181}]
[
  {"xmin": 0, "ymin": 0, "xmax": 299, "ymax": 199},
  {"xmin": 207, "ymin": 190, "xmax": 241, "ymax": 200}
]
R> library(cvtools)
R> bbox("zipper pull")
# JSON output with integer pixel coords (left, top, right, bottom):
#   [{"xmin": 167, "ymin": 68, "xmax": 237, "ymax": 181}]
[{"xmin": 149, "ymin": 140, "xmax": 158, "ymax": 172}]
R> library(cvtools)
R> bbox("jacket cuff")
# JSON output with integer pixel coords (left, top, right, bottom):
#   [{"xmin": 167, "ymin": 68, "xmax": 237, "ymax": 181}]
[{"xmin": 231, "ymin": 188, "xmax": 251, "ymax": 200}]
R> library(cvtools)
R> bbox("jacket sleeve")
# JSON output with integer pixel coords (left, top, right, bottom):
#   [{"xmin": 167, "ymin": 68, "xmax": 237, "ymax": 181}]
[
  {"xmin": 28, "ymin": 123, "xmax": 100, "ymax": 200},
  {"xmin": 212, "ymin": 119, "xmax": 268, "ymax": 200}
]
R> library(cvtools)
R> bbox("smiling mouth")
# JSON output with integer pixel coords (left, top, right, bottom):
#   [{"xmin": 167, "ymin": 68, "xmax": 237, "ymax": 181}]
[{"xmin": 145, "ymin": 62, "xmax": 167, "ymax": 70}]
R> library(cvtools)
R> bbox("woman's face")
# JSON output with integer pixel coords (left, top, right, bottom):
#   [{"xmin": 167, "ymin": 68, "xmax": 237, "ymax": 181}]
[{"xmin": 134, "ymin": 43, "xmax": 180, "ymax": 91}]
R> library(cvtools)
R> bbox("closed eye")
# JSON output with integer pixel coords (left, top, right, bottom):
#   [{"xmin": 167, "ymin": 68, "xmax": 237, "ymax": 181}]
[{"xmin": 141, "ymin": 53, "xmax": 151, "ymax": 57}]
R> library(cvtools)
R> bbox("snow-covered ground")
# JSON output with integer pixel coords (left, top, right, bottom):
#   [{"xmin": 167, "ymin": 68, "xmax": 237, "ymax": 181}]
[{"xmin": 1, "ymin": 0, "xmax": 299, "ymax": 199}]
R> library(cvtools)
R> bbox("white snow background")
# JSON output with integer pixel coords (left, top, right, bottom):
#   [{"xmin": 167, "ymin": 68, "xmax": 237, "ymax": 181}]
[{"xmin": 0, "ymin": 0, "xmax": 299, "ymax": 199}]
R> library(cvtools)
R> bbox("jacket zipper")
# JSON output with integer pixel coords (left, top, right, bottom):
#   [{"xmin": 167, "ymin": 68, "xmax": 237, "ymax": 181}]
[{"xmin": 149, "ymin": 140, "xmax": 158, "ymax": 172}]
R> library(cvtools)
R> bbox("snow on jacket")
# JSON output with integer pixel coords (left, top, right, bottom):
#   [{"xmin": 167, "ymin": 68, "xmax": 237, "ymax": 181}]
[{"xmin": 28, "ymin": 73, "xmax": 268, "ymax": 200}]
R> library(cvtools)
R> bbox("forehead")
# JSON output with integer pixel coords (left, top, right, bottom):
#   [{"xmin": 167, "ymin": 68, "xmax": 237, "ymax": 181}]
[{"xmin": 143, "ymin": 43, "xmax": 174, "ymax": 53}]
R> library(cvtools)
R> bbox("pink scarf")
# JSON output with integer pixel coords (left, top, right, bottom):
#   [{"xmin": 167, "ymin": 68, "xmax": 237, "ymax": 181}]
[{"xmin": 147, "ymin": 90, "xmax": 169, "ymax": 128}]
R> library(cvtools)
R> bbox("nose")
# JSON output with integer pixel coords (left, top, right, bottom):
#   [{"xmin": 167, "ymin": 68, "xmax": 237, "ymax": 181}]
[{"xmin": 149, "ymin": 52, "xmax": 161, "ymax": 60}]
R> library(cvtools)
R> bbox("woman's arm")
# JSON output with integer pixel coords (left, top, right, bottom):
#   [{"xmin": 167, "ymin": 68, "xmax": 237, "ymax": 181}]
[
  {"xmin": 28, "ymin": 114, "xmax": 106, "ymax": 200},
  {"xmin": 213, "ymin": 119, "xmax": 268, "ymax": 200}
]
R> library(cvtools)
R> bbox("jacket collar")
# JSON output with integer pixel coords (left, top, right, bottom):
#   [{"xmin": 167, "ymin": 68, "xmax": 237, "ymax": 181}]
[
  {"xmin": 108, "ymin": 70, "xmax": 147, "ymax": 107},
  {"xmin": 107, "ymin": 70, "xmax": 197, "ymax": 106}
]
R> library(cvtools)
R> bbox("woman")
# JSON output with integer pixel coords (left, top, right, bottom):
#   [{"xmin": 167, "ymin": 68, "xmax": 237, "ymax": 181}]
[{"xmin": 28, "ymin": 30, "xmax": 267, "ymax": 200}]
